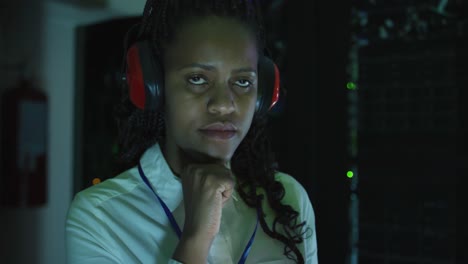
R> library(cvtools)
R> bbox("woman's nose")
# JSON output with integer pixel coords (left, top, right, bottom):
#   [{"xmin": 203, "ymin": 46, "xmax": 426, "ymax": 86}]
[{"xmin": 207, "ymin": 85, "xmax": 236, "ymax": 115}]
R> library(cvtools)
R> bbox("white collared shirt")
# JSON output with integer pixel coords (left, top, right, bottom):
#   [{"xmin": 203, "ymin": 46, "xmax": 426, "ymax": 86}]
[{"xmin": 66, "ymin": 144, "xmax": 318, "ymax": 263}]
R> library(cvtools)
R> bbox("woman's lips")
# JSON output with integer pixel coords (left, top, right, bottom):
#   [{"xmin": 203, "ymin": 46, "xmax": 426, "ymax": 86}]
[
  {"xmin": 199, "ymin": 122, "xmax": 238, "ymax": 140},
  {"xmin": 199, "ymin": 130, "xmax": 237, "ymax": 140}
]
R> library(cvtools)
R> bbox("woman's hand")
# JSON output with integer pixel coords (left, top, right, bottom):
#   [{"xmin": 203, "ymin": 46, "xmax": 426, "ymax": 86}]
[
  {"xmin": 181, "ymin": 163, "xmax": 235, "ymax": 240},
  {"xmin": 172, "ymin": 163, "xmax": 235, "ymax": 263}
]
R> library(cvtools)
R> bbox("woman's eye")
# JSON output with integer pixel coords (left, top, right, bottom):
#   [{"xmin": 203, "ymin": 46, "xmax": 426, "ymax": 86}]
[
  {"xmin": 188, "ymin": 75, "xmax": 207, "ymax": 85},
  {"xmin": 234, "ymin": 79, "xmax": 252, "ymax": 88}
]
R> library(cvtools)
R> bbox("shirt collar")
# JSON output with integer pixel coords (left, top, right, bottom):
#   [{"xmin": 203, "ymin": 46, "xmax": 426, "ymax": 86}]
[{"xmin": 138, "ymin": 143, "xmax": 183, "ymax": 211}]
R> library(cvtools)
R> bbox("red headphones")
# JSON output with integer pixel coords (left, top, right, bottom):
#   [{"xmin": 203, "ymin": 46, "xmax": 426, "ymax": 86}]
[{"xmin": 124, "ymin": 34, "xmax": 280, "ymax": 114}]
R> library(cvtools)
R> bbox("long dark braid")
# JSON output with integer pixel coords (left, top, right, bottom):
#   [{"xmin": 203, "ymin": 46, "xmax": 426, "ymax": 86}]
[
  {"xmin": 231, "ymin": 113, "xmax": 309, "ymax": 263},
  {"xmin": 115, "ymin": 0, "xmax": 309, "ymax": 263}
]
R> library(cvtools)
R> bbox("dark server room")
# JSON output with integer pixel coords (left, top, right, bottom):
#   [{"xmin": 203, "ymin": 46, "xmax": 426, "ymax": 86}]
[{"xmin": 1, "ymin": 0, "xmax": 466, "ymax": 263}]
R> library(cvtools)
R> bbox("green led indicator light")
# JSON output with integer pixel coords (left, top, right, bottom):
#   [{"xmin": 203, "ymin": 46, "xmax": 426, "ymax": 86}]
[
  {"xmin": 347, "ymin": 82, "xmax": 357, "ymax": 90},
  {"xmin": 347, "ymin": 171, "xmax": 354, "ymax": 178}
]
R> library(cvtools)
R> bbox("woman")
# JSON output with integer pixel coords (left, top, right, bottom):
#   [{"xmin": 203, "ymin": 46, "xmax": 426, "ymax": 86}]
[{"xmin": 66, "ymin": 0, "xmax": 318, "ymax": 263}]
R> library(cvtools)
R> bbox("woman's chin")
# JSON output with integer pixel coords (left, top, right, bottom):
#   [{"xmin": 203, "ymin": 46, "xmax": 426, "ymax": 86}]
[
  {"xmin": 201, "ymin": 148, "xmax": 234, "ymax": 163},
  {"xmin": 183, "ymin": 146, "xmax": 234, "ymax": 164}
]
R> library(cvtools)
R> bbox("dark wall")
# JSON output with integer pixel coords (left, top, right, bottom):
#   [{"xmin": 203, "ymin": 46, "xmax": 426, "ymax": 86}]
[
  {"xmin": 74, "ymin": 17, "xmax": 140, "ymax": 194},
  {"xmin": 271, "ymin": 1, "xmax": 352, "ymax": 263}
]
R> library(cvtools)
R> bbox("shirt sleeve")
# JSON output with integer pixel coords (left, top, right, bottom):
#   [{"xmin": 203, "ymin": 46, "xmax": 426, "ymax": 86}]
[
  {"xmin": 66, "ymin": 193, "xmax": 186, "ymax": 264},
  {"xmin": 66, "ymin": 193, "xmax": 123, "ymax": 264},
  {"xmin": 275, "ymin": 172, "xmax": 319, "ymax": 264}
]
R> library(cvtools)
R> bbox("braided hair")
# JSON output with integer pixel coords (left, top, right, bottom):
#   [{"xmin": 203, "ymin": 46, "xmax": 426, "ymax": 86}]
[{"xmin": 114, "ymin": 0, "xmax": 308, "ymax": 262}]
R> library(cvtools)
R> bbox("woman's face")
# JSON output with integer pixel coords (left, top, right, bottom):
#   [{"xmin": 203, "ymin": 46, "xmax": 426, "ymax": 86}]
[{"xmin": 163, "ymin": 16, "xmax": 258, "ymax": 166}]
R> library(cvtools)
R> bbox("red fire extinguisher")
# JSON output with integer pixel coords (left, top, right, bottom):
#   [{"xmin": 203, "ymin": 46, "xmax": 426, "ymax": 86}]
[{"xmin": 1, "ymin": 78, "xmax": 48, "ymax": 207}]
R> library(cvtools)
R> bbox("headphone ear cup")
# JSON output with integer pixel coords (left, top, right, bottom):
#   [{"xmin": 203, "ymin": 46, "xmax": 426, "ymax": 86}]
[
  {"xmin": 125, "ymin": 40, "xmax": 164, "ymax": 111},
  {"xmin": 257, "ymin": 56, "xmax": 280, "ymax": 114}
]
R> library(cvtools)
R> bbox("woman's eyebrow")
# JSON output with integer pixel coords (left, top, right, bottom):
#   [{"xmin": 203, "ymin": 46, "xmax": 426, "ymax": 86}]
[
  {"xmin": 177, "ymin": 63, "xmax": 216, "ymax": 71},
  {"xmin": 177, "ymin": 63, "xmax": 256, "ymax": 75},
  {"xmin": 232, "ymin": 67, "xmax": 257, "ymax": 75}
]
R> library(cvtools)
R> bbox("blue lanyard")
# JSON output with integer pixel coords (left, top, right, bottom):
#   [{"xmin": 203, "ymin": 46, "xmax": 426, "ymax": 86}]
[{"xmin": 138, "ymin": 162, "xmax": 259, "ymax": 264}]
